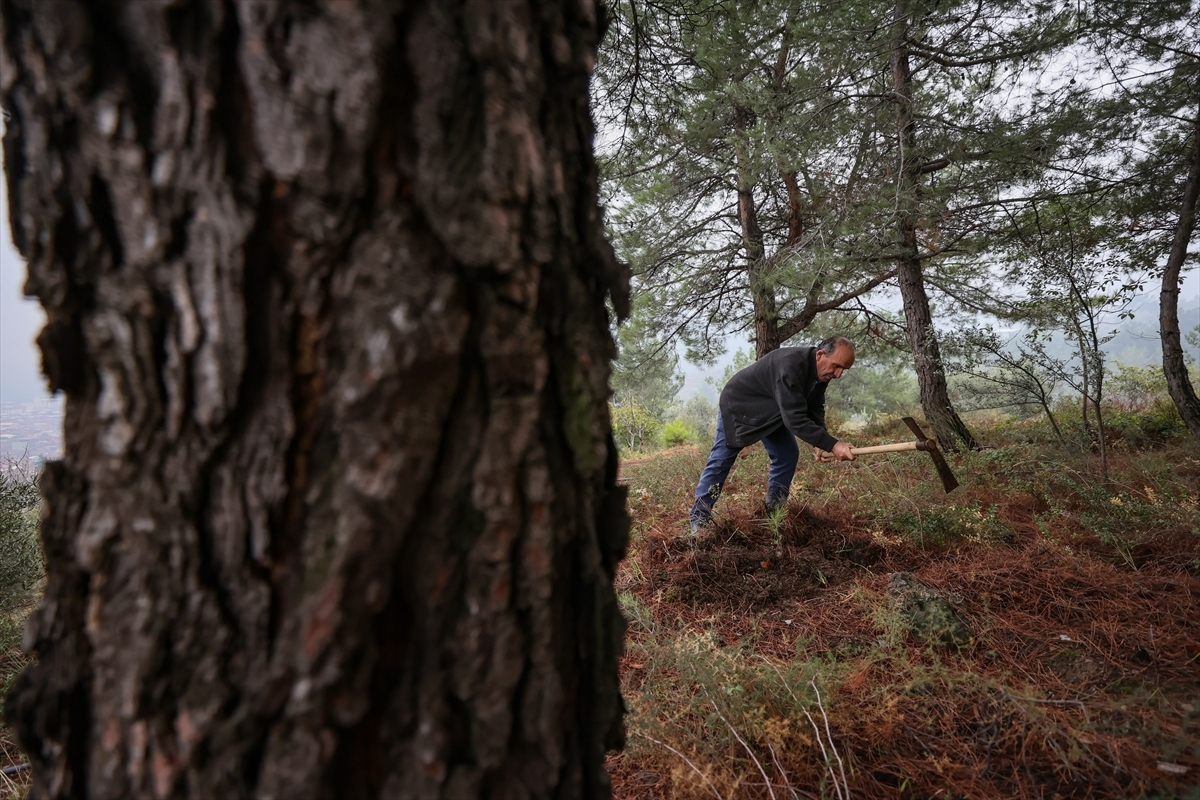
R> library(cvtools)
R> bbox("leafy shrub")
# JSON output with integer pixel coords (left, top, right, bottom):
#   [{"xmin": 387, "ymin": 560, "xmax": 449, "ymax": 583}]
[
  {"xmin": 666, "ymin": 394, "xmax": 717, "ymax": 446},
  {"xmin": 888, "ymin": 501, "xmax": 1010, "ymax": 549},
  {"xmin": 660, "ymin": 419, "xmax": 695, "ymax": 448},
  {"xmin": 1098, "ymin": 362, "xmax": 1185, "ymax": 446},
  {"xmin": 611, "ymin": 399, "xmax": 662, "ymax": 453},
  {"xmin": 826, "ymin": 361, "xmax": 920, "ymax": 426},
  {"xmin": 1105, "ymin": 404, "xmax": 1186, "ymax": 447},
  {"xmin": 1106, "ymin": 362, "xmax": 1169, "ymax": 413}
]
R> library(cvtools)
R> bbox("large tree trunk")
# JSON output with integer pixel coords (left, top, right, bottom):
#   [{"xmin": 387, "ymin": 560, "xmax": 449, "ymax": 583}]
[
  {"xmin": 1161, "ymin": 108, "xmax": 1200, "ymax": 439},
  {"xmin": 1, "ymin": 1, "xmax": 630, "ymax": 798},
  {"xmin": 889, "ymin": 3, "xmax": 979, "ymax": 451}
]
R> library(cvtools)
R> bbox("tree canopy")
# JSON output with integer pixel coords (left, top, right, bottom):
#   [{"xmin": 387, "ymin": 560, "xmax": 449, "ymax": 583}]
[{"xmin": 598, "ymin": 0, "xmax": 1200, "ymax": 448}]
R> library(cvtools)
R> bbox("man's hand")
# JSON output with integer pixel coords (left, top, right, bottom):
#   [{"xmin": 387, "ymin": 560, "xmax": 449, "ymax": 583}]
[
  {"xmin": 831, "ymin": 442, "xmax": 856, "ymax": 461},
  {"xmin": 814, "ymin": 443, "xmax": 856, "ymax": 462}
]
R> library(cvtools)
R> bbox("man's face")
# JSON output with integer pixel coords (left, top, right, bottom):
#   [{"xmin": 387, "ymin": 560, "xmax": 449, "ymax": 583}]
[{"xmin": 815, "ymin": 344, "xmax": 855, "ymax": 382}]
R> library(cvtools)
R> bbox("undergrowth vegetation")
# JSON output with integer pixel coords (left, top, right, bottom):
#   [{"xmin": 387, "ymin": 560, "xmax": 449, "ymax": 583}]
[
  {"xmin": 0, "ymin": 458, "xmax": 40, "ymax": 797},
  {"xmin": 610, "ymin": 413, "xmax": 1200, "ymax": 799},
  {"xmin": 0, "ymin": 460, "xmax": 39, "ymax": 695}
]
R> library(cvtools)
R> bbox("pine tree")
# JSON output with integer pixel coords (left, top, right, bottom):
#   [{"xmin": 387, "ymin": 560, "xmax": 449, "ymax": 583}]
[
  {"xmin": 1080, "ymin": 0, "xmax": 1200, "ymax": 438},
  {"xmin": 598, "ymin": 0, "xmax": 1077, "ymax": 449},
  {"xmin": 596, "ymin": 0, "xmax": 900, "ymax": 362}
]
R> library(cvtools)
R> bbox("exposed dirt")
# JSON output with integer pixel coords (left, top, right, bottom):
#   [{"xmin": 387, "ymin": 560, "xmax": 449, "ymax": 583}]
[{"xmin": 657, "ymin": 509, "xmax": 893, "ymax": 608}]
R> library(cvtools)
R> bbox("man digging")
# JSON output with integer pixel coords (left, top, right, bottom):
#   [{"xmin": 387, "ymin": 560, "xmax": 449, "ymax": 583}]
[{"xmin": 690, "ymin": 335, "xmax": 858, "ymax": 532}]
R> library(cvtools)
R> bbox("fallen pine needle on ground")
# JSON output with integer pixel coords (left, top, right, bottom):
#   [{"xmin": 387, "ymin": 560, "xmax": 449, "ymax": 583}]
[{"xmin": 607, "ymin": 419, "xmax": 1200, "ymax": 800}]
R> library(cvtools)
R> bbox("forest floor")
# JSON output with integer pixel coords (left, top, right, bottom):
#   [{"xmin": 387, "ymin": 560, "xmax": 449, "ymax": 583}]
[{"xmin": 606, "ymin": 421, "xmax": 1200, "ymax": 800}]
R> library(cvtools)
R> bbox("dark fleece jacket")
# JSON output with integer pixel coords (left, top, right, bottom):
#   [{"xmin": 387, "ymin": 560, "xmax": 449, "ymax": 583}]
[{"xmin": 718, "ymin": 346, "xmax": 838, "ymax": 451}]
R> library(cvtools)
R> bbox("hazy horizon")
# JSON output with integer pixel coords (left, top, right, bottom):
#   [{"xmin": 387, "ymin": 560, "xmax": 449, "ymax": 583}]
[{"xmin": 0, "ymin": 123, "xmax": 46, "ymax": 406}]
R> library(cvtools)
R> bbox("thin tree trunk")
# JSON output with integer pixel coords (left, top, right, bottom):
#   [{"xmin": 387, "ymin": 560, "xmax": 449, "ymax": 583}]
[
  {"xmin": 1040, "ymin": 399, "xmax": 1065, "ymax": 445},
  {"xmin": 1067, "ymin": 266, "xmax": 1110, "ymax": 475},
  {"xmin": 1161, "ymin": 108, "xmax": 1200, "ymax": 439},
  {"xmin": 1093, "ymin": 396, "xmax": 1109, "ymax": 479},
  {"xmin": 734, "ymin": 129, "xmax": 780, "ymax": 358},
  {"xmin": 1076, "ymin": 326, "xmax": 1094, "ymax": 439},
  {"xmin": 889, "ymin": 2, "xmax": 978, "ymax": 451},
  {"xmin": 782, "ymin": 170, "xmax": 806, "ymax": 246},
  {"xmin": 2, "ymin": 1, "xmax": 629, "ymax": 798}
]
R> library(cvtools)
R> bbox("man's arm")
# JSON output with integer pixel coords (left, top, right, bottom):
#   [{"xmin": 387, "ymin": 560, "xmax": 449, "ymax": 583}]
[
  {"xmin": 809, "ymin": 381, "xmax": 828, "ymax": 430},
  {"xmin": 805, "ymin": 384, "xmax": 854, "ymax": 460},
  {"xmin": 774, "ymin": 373, "xmax": 838, "ymax": 452}
]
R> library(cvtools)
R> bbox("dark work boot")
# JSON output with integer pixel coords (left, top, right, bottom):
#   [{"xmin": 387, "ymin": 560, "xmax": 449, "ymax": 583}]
[
  {"xmin": 689, "ymin": 496, "xmax": 714, "ymax": 534},
  {"xmin": 764, "ymin": 486, "xmax": 790, "ymax": 515}
]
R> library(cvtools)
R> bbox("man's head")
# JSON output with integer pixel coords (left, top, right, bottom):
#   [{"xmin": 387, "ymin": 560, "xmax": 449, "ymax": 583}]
[{"xmin": 814, "ymin": 335, "xmax": 855, "ymax": 382}]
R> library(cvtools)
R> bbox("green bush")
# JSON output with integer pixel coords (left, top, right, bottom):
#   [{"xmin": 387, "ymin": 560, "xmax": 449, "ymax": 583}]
[
  {"xmin": 1107, "ymin": 362, "xmax": 1170, "ymax": 413},
  {"xmin": 888, "ymin": 500, "xmax": 1010, "ymax": 549},
  {"xmin": 666, "ymin": 394, "xmax": 717, "ymax": 446},
  {"xmin": 611, "ymin": 399, "xmax": 662, "ymax": 454},
  {"xmin": 1106, "ymin": 401, "xmax": 1187, "ymax": 447},
  {"xmin": 661, "ymin": 419, "xmax": 695, "ymax": 448},
  {"xmin": 826, "ymin": 361, "xmax": 920, "ymax": 426}
]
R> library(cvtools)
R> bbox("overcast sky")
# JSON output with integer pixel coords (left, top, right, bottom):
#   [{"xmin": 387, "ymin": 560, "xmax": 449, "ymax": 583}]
[{"xmin": 0, "ymin": 137, "xmax": 47, "ymax": 406}]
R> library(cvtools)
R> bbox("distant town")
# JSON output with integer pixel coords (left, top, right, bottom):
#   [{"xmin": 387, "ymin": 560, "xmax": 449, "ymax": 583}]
[{"xmin": 0, "ymin": 397, "xmax": 63, "ymax": 463}]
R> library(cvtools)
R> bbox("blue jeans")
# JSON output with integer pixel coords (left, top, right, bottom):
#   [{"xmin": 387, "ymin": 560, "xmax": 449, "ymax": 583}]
[{"xmin": 690, "ymin": 413, "xmax": 799, "ymax": 526}]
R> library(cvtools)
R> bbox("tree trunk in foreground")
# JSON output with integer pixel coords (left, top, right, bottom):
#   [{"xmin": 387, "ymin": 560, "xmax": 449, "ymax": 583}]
[
  {"xmin": 1160, "ymin": 108, "xmax": 1200, "ymax": 440},
  {"xmin": 889, "ymin": 3, "xmax": 979, "ymax": 452},
  {"xmin": 1, "ymin": 1, "xmax": 630, "ymax": 797}
]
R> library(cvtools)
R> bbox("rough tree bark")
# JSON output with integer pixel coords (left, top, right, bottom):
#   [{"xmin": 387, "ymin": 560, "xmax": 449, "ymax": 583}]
[
  {"xmin": 888, "ymin": 2, "xmax": 979, "ymax": 451},
  {"xmin": 1160, "ymin": 108, "xmax": 1200, "ymax": 439},
  {"xmin": 1, "ymin": 0, "xmax": 630, "ymax": 798}
]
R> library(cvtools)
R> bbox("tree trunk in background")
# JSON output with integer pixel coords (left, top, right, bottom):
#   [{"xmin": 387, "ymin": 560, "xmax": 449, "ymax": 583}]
[
  {"xmin": 1161, "ymin": 108, "xmax": 1200, "ymax": 440},
  {"xmin": 734, "ymin": 132, "xmax": 780, "ymax": 359},
  {"xmin": 889, "ymin": 3, "xmax": 979, "ymax": 451},
  {"xmin": 1, "ymin": 0, "xmax": 629, "ymax": 797}
]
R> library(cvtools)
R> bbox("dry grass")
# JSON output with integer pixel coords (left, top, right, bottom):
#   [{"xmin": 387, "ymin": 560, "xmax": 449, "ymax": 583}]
[{"xmin": 609, "ymin": 425, "xmax": 1200, "ymax": 799}]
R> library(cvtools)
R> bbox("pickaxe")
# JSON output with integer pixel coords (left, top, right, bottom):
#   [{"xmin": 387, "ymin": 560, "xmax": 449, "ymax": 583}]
[{"xmin": 848, "ymin": 416, "xmax": 960, "ymax": 493}]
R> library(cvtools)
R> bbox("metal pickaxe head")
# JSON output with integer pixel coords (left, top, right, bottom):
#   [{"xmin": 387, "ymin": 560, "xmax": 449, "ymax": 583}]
[{"xmin": 901, "ymin": 417, "xmax": 960, "ymax": 493}]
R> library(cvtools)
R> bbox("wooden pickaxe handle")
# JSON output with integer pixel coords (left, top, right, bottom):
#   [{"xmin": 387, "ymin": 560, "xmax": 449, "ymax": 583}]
[
  {"xmin": 833, "ymin": 417, "xmax": 961, "ymax": 493},
  {"xmin": 849, "ymin": 441, "xmax": 932, "ymax": 455}
]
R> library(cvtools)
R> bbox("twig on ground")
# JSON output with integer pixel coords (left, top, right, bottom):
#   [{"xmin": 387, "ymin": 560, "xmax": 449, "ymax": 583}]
[
  {"xmin": 766, "ymin": 738, "xmax": 805, "ymax": 800},
  {"xmin": 636, "ymin": 733, "xmax": 724, "ymax": 800},
  {"xmin": 760, "ymin": 657, "xmax": 850, "ymax": 800},
  {"xmin": 812, "ymin": 678, "xmax": 851, "ymax": 800},
  {"xmin": 802, "ymin": 705, "xmax": 845, "ymax": 800},
  {"xmin": 702, "ymin": 686, "xmax": 778, "ymax": 800}
]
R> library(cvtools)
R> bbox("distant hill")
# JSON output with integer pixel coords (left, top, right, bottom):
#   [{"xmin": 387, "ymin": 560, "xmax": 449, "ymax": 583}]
[{"xmin": 1028, "ymin": 292, "xmax": 1200, "ymax": 368}]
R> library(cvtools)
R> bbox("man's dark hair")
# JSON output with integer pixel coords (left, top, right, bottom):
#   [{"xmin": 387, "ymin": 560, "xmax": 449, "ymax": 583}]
[{"xmin": 815, "ymin": 335, "xmax": 855, "ymax": 355}]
